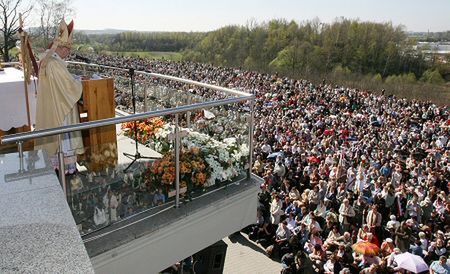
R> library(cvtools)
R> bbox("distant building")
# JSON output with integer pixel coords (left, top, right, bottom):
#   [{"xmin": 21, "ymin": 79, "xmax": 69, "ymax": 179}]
[{"xmin": 415, "ymin": 42, "xmax": 450, "ymax": 64}]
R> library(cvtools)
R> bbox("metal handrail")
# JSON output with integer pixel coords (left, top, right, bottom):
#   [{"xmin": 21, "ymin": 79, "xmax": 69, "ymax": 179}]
[
  {"xmin": 1, "ymin": 61, "xmax": 254, "ymax": 144},
  {"xmin": 0, "ymin": 62, "xmax": 20, "ymax": 66},
  {"xmin": 1, "ymin": 95, "xmax": 254, "ymax": 144},
  {"xmin": 3, "ymin": 61, "xmax": 252, "ymax": 97}
]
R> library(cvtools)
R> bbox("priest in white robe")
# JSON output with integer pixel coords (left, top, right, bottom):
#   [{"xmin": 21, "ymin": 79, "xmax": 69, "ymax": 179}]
[{"xmin": 35, "ymin": 19, "xmax": 84, "ymax": 172}]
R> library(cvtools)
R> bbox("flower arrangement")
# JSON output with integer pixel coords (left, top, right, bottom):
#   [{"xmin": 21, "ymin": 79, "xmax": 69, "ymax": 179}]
[
  {"xmin": 146, "ymin": 147, "xmax": 208, "ymax": 190},
  {"xmin": 153, "ymin": 124, "xmax": 249, "ymax": 188},
  {"xmin": 121, "ymin": 117, "xmax": 165, "ymax": 144}
]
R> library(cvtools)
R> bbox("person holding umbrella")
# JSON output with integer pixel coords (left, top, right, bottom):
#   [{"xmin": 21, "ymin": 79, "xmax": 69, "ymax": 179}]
[
  {"xmin": 351, "ymin": 241, "xmax": 381, "ymax": 269},
  {"xmin": 394, "ymin": 251, "xmax": 429, "ymax": 273}
]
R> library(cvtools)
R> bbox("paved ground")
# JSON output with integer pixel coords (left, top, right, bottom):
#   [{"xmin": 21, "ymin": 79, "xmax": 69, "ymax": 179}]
[{"xmin": 223, "ymin": 232, "xmax": 281, "ymax": 274}]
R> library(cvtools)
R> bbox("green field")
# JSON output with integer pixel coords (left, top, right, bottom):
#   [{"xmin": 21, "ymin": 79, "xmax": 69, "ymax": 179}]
[{"xmin": 103, "ymin": 51, "xmax": 182, "ymax": 61}]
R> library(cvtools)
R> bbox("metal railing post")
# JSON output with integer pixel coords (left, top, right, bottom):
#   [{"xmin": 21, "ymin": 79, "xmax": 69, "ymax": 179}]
[
  {"xmin": 175, "ymin": 114, "xmax": 180, "ymax": 208},
  {"xmin": 57, "ymin": 135, "xmax": 67, "ymax": 198},
  {"xmin": 18, "ymin": 141, "xmax": 24, "ymax": 173},
  {"xmin": 248, "ymin": 100, "xmax": 255, "ymax": 179},
  {"xmin": 144, "ymin": 86, "xmax": 148, "ymax": 112},
  {"xmin": 186, "ymin": 96, "xmax": 191, "ymax": 128},
  {"xmin": 186, "ymin": 112, "xmax": 191, "ymax": 128}
]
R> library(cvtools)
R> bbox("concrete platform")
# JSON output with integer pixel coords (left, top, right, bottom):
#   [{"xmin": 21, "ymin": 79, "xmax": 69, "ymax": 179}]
[{"xmin": 0, "ymin": 150, "xmax": 94, "ymax": 274}]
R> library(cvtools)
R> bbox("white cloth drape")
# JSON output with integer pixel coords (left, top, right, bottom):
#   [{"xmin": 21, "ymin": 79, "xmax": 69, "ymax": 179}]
[{"xmin": 35, "ymin": 52, "xmax": 84, "ymax": 156}]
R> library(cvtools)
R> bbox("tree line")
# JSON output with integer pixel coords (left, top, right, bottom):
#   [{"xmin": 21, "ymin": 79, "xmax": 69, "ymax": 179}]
[
  {"xmin": 83, "ymin": 18, "xmax": 446, "ymax": 84},
  {"xmin": 181, "ymin": 18, "xmax": 443, "ymax": 82},
  {"xmin": 1, "ymin": 2, "xmax": 447, "ymax": 86},
  {"xmin": 82, "ymin": 31, "xmax": 205, "ymax": 52},
  {"xmin": 410, "ymin": 31, "xmax": 450, "ymax": 42}
]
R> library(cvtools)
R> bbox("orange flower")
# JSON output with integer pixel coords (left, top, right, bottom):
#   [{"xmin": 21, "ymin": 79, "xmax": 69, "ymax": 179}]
[
  {"xmin": 122, "ymin": 117, "xmax": 165, "ymax": 142},
  {"xmin": 162, "ymin": 172, "xmax": 174, "ymax": 184},
  {"xmin": 191, "ymin": 147, "xmax": 200, "ymax": 155},
  {"xmin": 194, "ymin": 172, "xmax": 206, "ymax": 186},
  {"xmin": 180, "ymin": 162, "xmax": 192, "ymax": 174}
]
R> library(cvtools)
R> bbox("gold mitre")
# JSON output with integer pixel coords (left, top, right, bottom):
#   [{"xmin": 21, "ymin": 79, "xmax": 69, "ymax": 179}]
[
  {"xmin": 53, "ymin": 19, "xmax": 74, "ymax": 48},
  {"xmin": 40, "ymin": 19, "xmax": 74, "ymax": 72}
]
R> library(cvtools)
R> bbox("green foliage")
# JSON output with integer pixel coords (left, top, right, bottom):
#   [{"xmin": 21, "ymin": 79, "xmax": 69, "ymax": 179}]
[
  {"xmin": 412, "ymin": 31, "xmax": 450, "ymax": 42},
  {"xmin": 333, "ymin": 65, "xmax": 352, "ymax": 76},
  {"xmin": 404, "ymin": 73, "xmax": 417, "ymax": 83},
  {"xmin": 182, "ymin": 18, "xmax": 435, "ymax": 81},
  {"xmin": 85, "ymin": 31, "xmax": 205, "ymax": 53},
  {"xmin": 385, "ymin": 75, "xmax": 398, "ymax": 84},
  {"xmin": 269, "ymin": 45, "xmax": 300, "ymax": 72},
  {"xmin": 71, "ymin": 17, "xmax": 448, "ymax": 93},
  {"xmin": 420, "ymin": 69, "xmax": 445, "ymax": 84},
  {"xmin": 372, "ymin": 73, "xmax": 383, "ymax": 83},
  {"xmin": 385, "ymin": 73, "xmax": 417, "ymax": 84}
]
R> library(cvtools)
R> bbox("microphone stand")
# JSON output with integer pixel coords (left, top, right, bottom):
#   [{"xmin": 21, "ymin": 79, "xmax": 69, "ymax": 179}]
[{"xmin": 123, "ymin": 68, "xmax": 157, "ymax": 172}]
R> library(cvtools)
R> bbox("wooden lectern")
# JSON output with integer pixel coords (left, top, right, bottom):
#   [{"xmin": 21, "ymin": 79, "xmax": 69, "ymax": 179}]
[{"xmin": 78, "ymin": 78, "xmax": 118, "ymax": 172}]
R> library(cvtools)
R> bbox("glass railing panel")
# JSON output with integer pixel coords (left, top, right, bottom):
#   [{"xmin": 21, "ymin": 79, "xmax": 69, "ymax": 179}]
[
  {"xmin": 162, "ymin": 102, "xmax": 251, "ymax": 200},
  {"xmin": 129, "ymin": 116, "xmax": 177, "ymax": 208},
  {"xmin": 67, "ymin": 62, "xmax": 238, "ymax": 116},
  {"xmin": 57, "ymin": 118, "xmax": 174, "ymax": 235},
  {"xmin": 3, "ymin": 61, "xmax": 254, "ymax": 236}
]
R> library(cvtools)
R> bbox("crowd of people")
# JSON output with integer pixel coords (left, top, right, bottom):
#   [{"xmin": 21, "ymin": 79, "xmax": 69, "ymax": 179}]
[
  {"xmin": 248, "ymin": 83, "xmax": 450, "ymax": 273},
  {"xmin": 70, "ymin": 53, "xmax": 449, "ymax": 274}
]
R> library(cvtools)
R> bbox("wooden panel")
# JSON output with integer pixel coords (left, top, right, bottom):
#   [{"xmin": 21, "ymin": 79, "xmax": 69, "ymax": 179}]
[{"xmin": 80, "ymin": 78, "xmax": 117, "ymax": 172}]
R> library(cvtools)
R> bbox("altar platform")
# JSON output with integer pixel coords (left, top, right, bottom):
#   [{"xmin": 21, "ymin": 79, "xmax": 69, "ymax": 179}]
[
  {"xmin": 0, "ymin": 67, "xmax": 36, "ymax": 153},
  {"xmin": 0, "ymin": 67, "xmax": 36, "ymax": 130}
]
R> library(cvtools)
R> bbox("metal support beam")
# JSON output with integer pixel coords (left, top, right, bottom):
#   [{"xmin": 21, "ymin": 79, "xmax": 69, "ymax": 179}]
[
  {"xmin": 57, "ymin": 135, "xmax": 67, "ymax": 198},
  {"xmin": 143, "ymin": 86, "xmax": 147, "ymax": 112},
  {"xmin": 174, "ymin": 114, "xmax": 180, "ymax": 208},
  {"xmin": 18, "ymin": 141, "xmax": 24, "ymax": 173},
  {"xmin": 248, "ymin": 100, "xmax": 255, "ymax": 179}
]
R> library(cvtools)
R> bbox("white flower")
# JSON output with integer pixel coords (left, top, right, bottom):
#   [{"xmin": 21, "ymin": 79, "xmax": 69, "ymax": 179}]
[
  {"xmin": 152, "ymin": 122, "xmax": 250, "ymax": 187},
  {"xmin": 223, "ymin": 137, "xmax": 237, "ymax": 146}
]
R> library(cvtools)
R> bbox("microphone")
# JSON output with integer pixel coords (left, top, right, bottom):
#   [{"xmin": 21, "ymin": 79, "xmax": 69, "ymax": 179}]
[{"xmin": 74, "ymin": 54, "xmax": 91, "ymax": 63}]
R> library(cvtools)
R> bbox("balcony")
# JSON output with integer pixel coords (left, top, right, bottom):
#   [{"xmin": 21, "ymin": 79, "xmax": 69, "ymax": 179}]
[{"xmin": 0, "ymin": 62, "xmax": 259, "ymax": 273}]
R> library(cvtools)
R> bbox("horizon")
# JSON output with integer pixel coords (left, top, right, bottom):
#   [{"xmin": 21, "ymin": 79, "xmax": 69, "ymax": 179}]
[
  {"xmin": 75, "ymin": 22, "xmax": 449, "ymax": 34},
  {"xmin": 23, "ymin": 0, "xmax": 450, "ymax": 33}
]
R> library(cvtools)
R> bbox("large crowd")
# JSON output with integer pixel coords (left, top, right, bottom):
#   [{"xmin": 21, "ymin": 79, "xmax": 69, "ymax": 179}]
[{"xmin": 71, "ymin": 53, "xmax": 449, "ymax": 274}]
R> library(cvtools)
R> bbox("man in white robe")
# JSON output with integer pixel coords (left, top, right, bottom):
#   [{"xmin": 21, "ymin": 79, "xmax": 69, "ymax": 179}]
[{"xmin": 35, "ymin": 19, "xmax": 84, "ymax": 171}]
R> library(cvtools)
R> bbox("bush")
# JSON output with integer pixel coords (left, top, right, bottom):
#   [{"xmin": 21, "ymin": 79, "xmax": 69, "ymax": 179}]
[
  {"xmin": 333, "ymin": 65, "xmax": 352, "ymax": 77},
  {"xmin": 385, "ymin": 73, "xmax": 416, "ymax": 84},
  {"xmin": 421, "ymin": 69, "xmax": 445, "ymax": 84},
  {"xmin": 371, "ymin": 73, "xmax": 383, "ymax": 83}
]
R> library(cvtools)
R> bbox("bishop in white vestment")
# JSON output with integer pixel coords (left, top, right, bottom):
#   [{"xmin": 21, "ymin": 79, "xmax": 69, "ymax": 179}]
[{"xmin": 35, "ymin": 20, "xmax": 84, "ymax": 171}]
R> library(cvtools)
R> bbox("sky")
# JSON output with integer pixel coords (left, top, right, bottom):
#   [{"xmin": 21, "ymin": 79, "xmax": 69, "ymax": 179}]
[{"xmin": 44, "ymin": 0, "xmax": 450, "ymax": 32}]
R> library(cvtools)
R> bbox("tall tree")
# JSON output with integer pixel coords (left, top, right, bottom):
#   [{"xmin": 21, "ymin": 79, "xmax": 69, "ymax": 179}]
[
  {"xmin": 34, "ymin": 0, "xmax": 74, "ymax": 48},
  {"xmin": 0, "ymin": 0, "xmax": 31, "ymax": 62}
]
